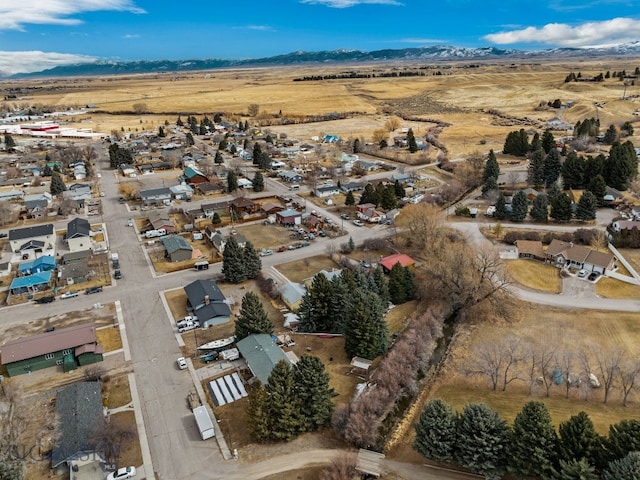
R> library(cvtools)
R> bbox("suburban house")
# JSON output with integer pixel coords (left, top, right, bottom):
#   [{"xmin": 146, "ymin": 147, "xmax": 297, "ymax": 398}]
[
  {"xmin": 184, "ymin": 279, "xmax": 231, "ymax": 328},
  {"xmin": 148, "ymin": 210, "xmax": 176, "ymax": 234},
  {"xmin": 66, "ymin": 218, "xmax": 92, "ymax": 253},
  {"xmin": 62, "ymin": 183, "xmax": 92, "ymax": 202},
  {"xmin": 9, "ymin": 271, "xmax": 52, "ymax": 295},
  {"xmin": 355, "ymin": 159, "xmax": 379, "ymax": 172},
  {"xmin": 196, "ymin": 181, "xmax": 224, "ymax": 196},
  {"xmin": 237, "ymin": 178, "xmax": 253, "ymax": 189},
  {"xmin": 170, "ymin": 183, "xmax": 194, "ymax": 200},
  {"xmin": 119, "ymin": 163, "xmax": 136, "ymax": 177},
  {"xmin": 545, "ymin": 239, "xmax": 616, "ymax": 274},
  {"xmin": 9, "ymin": 223, "xmax": 55, "ymax": 258},
  {"xmin": 201, "ymin": 200, "xmax": 232, "ymax": 219},
  {"xmin": 610, "ymin": 219, "xmax": 640, "ymax": 233},
  {"xmin": 206, "ymin": 230, "xmax": 247, "ymax": 254},
  {"xmin": 62, "ymin": 249, "xmax": 92, "ymax": 265},
  {"xmin": 379, "ymin": 253, "xmax": 416, "ymax": 273},
  {"xmin": 18, "ymin": 255, "xmax": 56, "ymax": 275},
  {"xmin": 51, "ymin": 381, "xmax": 106, "ymax": 473},
  {"xmin": 0, "ymin": 323, "xmax": 103, "ymax": 377},
  {"xmin": 279, "ymin": 171, "xmax": 303, "ymax": 183},
  {"xmin": 236, "ymin": 334, "xmax": 292, "ymax": 385},
  {"xmin": 23, "ymin": 192, "xmax": 52, "ymax": 218},
  {"xmin": 277, "ymin": 282, "xmax": 307, "ymax": 311},
  {"xmin": 183, "ymin": 166, "xmax": 209, "ymax": 185},
  {"xmin": 276, "ymin": 208, "xmax": 302, "ymax": 225},
  {"xmin": 260, "ymin": 202, "xmax": 284, "ymax": 215},
  {"xmin": 58, "ymin": 262, "xmax": 91, "ymax": 286},
  {"xmin": 515, "ymin": 240, "xmax": 546, "ymax": 261},
  {"xmin": 314, "ymin": 185, "xmax": 341, "ymax": 198},
  {"xmin": 161, "ymin": 235, "xmax": 193, "ymax": 262},
  {"xmin": 0, "ymin": 189, "xmax": 25, "ymax": 202},
  {"xmin": 356, "ymin": 203, "xmax": 384, "ymax": 223},
  {"xmin": 231, "ymin": 197, "xmax": 259, "ymax": 218},
  {"xmin": 340, "ymin": 181, "xmax": 364, "ymax": 193},
  {"xmin": 140, "ymin": 187, "xmax": 172, "ymax": 206}
]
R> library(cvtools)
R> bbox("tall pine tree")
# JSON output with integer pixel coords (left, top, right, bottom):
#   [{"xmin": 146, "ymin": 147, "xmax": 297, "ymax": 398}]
[
  {"xmin": 222, "ymin": 235, "xmax": 246, "ymax": 283},
  {"xmin": 243, "ymin": 241, "xmax": 262, "ymax": 279},
  {"xmin": 293, "ymin": 355, "xmax": 336, "ymax": 431},
  {"xmin": 530, "ymin": 193, "xmax": 549, "ymax": 222},
  {"xmin": 414, "ymin": 399, "xmax": 458, "ymax": 463},
  {"xmin": 235, "ymin": 292, "xmax": 273, "ymax": 340},
  {"xmin": 265, "ymin": 360, "xmax": 304, "ymax": 441}
]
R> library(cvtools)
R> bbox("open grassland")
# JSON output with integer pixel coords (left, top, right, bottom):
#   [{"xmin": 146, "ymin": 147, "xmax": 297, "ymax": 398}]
[
  {"xmin": 505, "ymin": 259, "xmax": 563, "ymax": 293},
  {"xmin": 7, "ymin": 59, "xmax": 639, "ymax": 158}
]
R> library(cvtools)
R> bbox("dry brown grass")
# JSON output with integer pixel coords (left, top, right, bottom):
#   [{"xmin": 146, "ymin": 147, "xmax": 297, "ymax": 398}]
[
  {"xmin": 96, "ymin": 326, "xmax": 123, "ymax": 352},
  {"xmin": 505, "ymin": 259, "xmax": 562, "ymax": 293},
  {"xmin": 235, "ymin": 223, "xmax": 298, "ymax": 250},
  {"xmin": 110, "ymin": 410, "xmax": 143, "ymax": 468},
  {"xmin": 105, "ymin": 374, "xmax": 132, "ymax": 409},
  {"xmin": 276, "ymin": 255, "xmax": 340, "ymax": 284},
  {"xmin": 595, "ymin": 277, "xmax": 640, "ymax": 299},
  {"xmin": 386, "ymin": 300, "xmax": 418, "ymax": 335},
  {"xmin": 164, "ymin": 287, "xmax": 189, "ymax": 320}
]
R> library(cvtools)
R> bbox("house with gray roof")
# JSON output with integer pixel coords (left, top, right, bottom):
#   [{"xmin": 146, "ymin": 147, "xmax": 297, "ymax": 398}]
[
  {"xmin": 66, "ymin": 217, "xmax": 92, "ymax": 252},
  {"xmin": 314, "ymin": 185, "xmax": 341, "ymax": 198},
  {"xmin": 9, "ymin": 223, "xmax": 55, "ymax": 256},
  {"xmin": 161, "ymin": 234, "xmax": 193, "ymax": 262},
  {"xmin": 140, "ymin": 187, "xmax": 172, "ymax": 205},
  {"xmin": 184, "ymin": 279, "xmax": 231, "ymax": 328},
  {"xmin": 51, "ymin": 381, "xmax": 105, "ymax": 469},
  {"xmin": 279, "ymin": 170, "xmax": 303, "ymax": 183},
  {"xmin": 236, "ymin": 334, "xmax": 291, "ymax": 385}
]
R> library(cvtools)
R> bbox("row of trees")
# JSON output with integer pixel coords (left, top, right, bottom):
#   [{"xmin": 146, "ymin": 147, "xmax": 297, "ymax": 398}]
[
  {"xmin": 108, "ymin": 143, "xmax": 133, "ymax": 169},
  {"xmin": 357, "ymin": 180, "xmax": 406, "ymax": 210},
  {"xmin": 466, "ymin": 334, "xmax": 640, "ymax": 406},
  {"xmin": 415, "ymin": 399, "xmax": 640, "ymax": 479},
  {"xmin": 492, "ymin": 188, "xmax": 598, "ymax": 223},
  {"xmin": 247, "ymin": 356, "xmax": 336, "ymax": 442},
  {"xmin": 221, "ymin": 236, "xmax": 262, "ymax": 283}
]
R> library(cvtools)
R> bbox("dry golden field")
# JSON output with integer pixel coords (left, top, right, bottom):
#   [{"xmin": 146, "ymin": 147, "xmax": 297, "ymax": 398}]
[{"xmin": 4, "ymin": 59, "xmax": 639, "ymax": 157}]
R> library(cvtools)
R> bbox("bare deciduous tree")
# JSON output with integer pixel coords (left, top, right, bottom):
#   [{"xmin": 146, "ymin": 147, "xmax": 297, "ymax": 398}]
[
  {"xmin": 248, "ymin": 104, "xmax": 260, "ymax": 117},
  {"xmin": 618, "ymin": 358, "xmax": 640, "ymax": 407},
  {"xmin": 320, "ymin": 452, "xmax": 358, "ymax": 480},
  {"xmin": 466, "ymin": 335, "xmax": 523, "ymax": 391},
  {"xmin": 592, "ymin": 345, "xmax": 624, "ymax": 404},
  {"xmin": 537, "ymin": 343, "xmax": 558, "ymax": 398},
  {"xmin": 384, "ymin": 116, "xmax": 401, "ymax": 132},
  {"xmin": 395, "ymin": 203, "xmax": 446, "ymax": 250}
]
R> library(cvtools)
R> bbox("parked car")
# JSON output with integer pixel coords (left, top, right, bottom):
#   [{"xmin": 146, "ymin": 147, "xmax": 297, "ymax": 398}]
[
  {"xmin": 277, "ymin": 246, "xmax": 287, "ymax": 252},
  {"xmin": 577, "ymin": 269, "xmax": 588, "ymax": 278},
  {"xmin": 107, "ymin": 466, "xmax": 136, "ymax": 480},
  {"xmin": 177, "ymin": 357, "xmax": 188, "ymax": 370},
  {"xmin": 127, "ymin": 219, "xmax": 133, "ymax": 227},
  {"xmin": 114, "ymin": 270, "xmax": 122, "ymax": 280},
  {"xmin": 340, "ymin": 214, "xmax": 350, "ymax": 220},
  {"xmin": 260, "ymin": 249, "xmax": 274, "ymax": 256},
  {"xmin": 112, "ymin": 260, "xmax": 120, "ymax": 269},
  {"xmin": 352, "ymin": 220, "xmax": 364, "ymax": 227},
  {"xmin": 85, "ymin": 286, "xmax": 103, "ymax": 295},
  {"xmin": 588, "ymin": 272, "xmax": 600, "ymax": 281},
  {"xmin": 60, "ymin": 291, "xmax": 79, "ymax": 299},
  {"xmin": 0, "ymin": 233, "xmax": 7, "ymax": 238},
  {"xmin": 34, "ymin": 296, "xmax": 55, "ymax": 304}
]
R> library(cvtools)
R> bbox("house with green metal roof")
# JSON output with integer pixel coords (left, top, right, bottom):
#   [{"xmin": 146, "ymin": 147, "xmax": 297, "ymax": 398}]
[
  {"xmin": 236, "ymin": 334, "xmax": 291, "ymax": 385},
  {"xmin": 160, "ymin": 234, "xmax": 193, "ymax": 262},
  {"xmin": 183, "ymin": 166, "xmax": 209, "ymax": 185}
]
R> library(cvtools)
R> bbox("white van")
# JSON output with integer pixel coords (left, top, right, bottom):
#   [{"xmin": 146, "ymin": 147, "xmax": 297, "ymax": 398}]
[{"xmin": 289, "ymin": 184, "xmax": 300, "ymax": 191}]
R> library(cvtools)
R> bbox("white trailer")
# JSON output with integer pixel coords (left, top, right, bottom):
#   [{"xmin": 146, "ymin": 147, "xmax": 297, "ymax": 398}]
[{"xmin": 193, "ymin": 406, "xmax": 215, "ymax": 440}]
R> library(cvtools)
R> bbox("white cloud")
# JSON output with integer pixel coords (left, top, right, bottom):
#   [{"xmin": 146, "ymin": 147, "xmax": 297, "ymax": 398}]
[
  {"xmin": 232, "ymin": 25, "xmax": 275, "ymax": 32},
  {"xmin": 123, "ymin": 33, "xmax": 140, "ymax": 39},
  {"xmin": 0, "ymin": 1, "xmax": 145, "ymax": 30},
  {"xmin": 300, "ymin": 0, "xmax": 402, "ymax": 8},
  {"xmin": 484, "ymin": 17, "xmax": 640, "ymax": 47},
  {"xmin": 0, "ymin": 51, "xmax": 96, "ymax": 76}
]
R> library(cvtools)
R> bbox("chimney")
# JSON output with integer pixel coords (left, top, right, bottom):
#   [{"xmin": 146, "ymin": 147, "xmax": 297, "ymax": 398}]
[{"xmin": 204, "ymin": 295, "xmax": 210, "ymax": 305}]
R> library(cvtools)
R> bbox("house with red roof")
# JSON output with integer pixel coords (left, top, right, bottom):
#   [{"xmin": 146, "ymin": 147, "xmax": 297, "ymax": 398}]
[{"xmin": 379, "ymin": 253, "xmax": 415, "ymax": 273}]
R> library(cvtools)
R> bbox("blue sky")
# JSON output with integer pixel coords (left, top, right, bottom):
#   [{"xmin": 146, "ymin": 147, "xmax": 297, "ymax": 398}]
[{"xmin": 0, "ymin": 0, "xmax": 639, "ymax": 75}]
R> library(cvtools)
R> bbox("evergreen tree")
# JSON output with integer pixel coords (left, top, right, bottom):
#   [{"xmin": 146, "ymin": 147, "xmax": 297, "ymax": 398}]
[
  {"xmin": 359, "ymin": 184, "xmax": 378, "ymax": 205},
  {"xmin": 214, "ymin": 151, "xmax": 224, "ymax": 164},
  {"xmin": 227, "ymin": 170, "xmax": 238, "ymax": 193},
  {"xmin": 414, "ymin": 399, "xmax": 458, "ymax": 463},
  {"xmin": 494, "ymin": 194, "xmax": 508, "ymax": 220},
  {"xmin": 561, "ymin": 152, "xmax": 586, "ymax": 189},
  {"xmin": 348, "ymin": 236, "xmax": 355, "ymax": 252},
  {"xmin": 0, "ymin": 460, "xmax": 23, "ymax": 480},
  {"xmin": 158, "ymin": 126, "xmax": 165, "ymax": 137},
  {"xmin": 388, "ymin": 262, "xmax": 408, "ymax": 304},
  {"xmin": 530, "ymin": 194, "xmax": 549, "ymax": 222},
  {"xmin": 219, "ymin": 137, "xmax": 228, "ymax": 151},
  {"xmin": 371, "ymin": 267, "xmax": 390, "ymax": 306},
  {"xmin": 507, "ymin": 401, "xmax": 558, "ymax": 479},
  {"xmin": 510, "ymin": 190, "xmax": 529, "ymax": 222},
  {"xmin": 380, "ymin": 185, "xmax": 397, "ymax": 210},
  {"xmin": 393, "ymin": 180, "xmax": 405, "ymax": 198},
  {"xmin": 293, "ymin": 355, "xmax": 336, "ymax": 432},
  {"xmin": 541, "ymin": 129, "xmax": 556, "ymax": 154},
  {"xmin": 265, "ymin": 360, "xmax": 304, "ymax": 440},
  {"xmin": 483, "ymin": 150, "xmax": 500, "ymax": 183},
  {"xmin": 298, "ymin": 273, "xmax": 334, "ymax": 333},
  {"xmin": 551, "ymin": 459, "xmax": 599, "ymax": 480},
  {"xmin": 482, "ymin": 175, "xmax": 498, "ymax": 196},
  {"xmin": 602, "ymin": 451, "xmax": 640, "ymax": 480},
  {"xmin": 4, "ymin": 134, "xmax": 16, "ymax": 148},
  {"xmin": 621, "ymin": 121, "xmax": 634, "ymax": 136},
  {"xmin": 558, "ymin": 412, "xmax": 604, "ymax": 467},
  {"xmin": 550, "ymin": 192, "xmax": 573, "ymax": 222},
  {"xmin": 243, "ymin": 241, "xmax": 262, "ymax": 279},
  {"xmin": 235, "ymin": 292, "xmax": 273, "ymax": 340},
  {"xmin": 345, "ymin": 190, "xmax": 355, "ymax": 206},
  {"xmin": 185, "ymin": 132, "xmax": 195, "ymax": 146},
  {"xmin": 606, "ymin": 419, "xmax": 640, "ymax": 463},
  {"xmin": 222, "ymin": 235, "xmax": 246, "ymax": 283},
  {"xmin": 528, "ymin": 149, "xmax": 546, "ymax": 189},
  {"xmin": 42, "ymin": 164, "xmax": 53, "ymax": 177},
  {"xmin": 603, "ymin": 124, "xmax": 618, "ymax": 145},
  {"xmin": 344, "ymin": 291, "xmax": 387, "ymax": 360},
  {"xmin": 352, "ymin": 138, "xmax": 361, "ymax": 154},
  {"xmin": 530, "ymin": 132, "xmax": 542, "ymax": 152},
  {"xmin": 503, "ymin": 129, "xmax": 530, "ymax": 156},
  {"xmin": 454, "ymin": 403, "xmax": 509, "ymax": 480},
  {"xmin": 50, "ymin": 171, "xmax": 67, "ymax": 195},
  {"xmin": 544, "ymin": 148, "xmax": 562, "ymax": 188},
  {"xmin": 252, "ymin": 143, "xmax": 263, "ymax": 166},
  {"xmin": 328, "ymin": 275, "xmax": 351, "ymax": 333},
  {"xmin": 252, "ymin": 171, "xmax": 265, "ymax": 192},
  {"xmin": 407, "ymin": 128, "xmax": 418, "ymax": 153},
  {"xmin": 176, "ymin": 115, "xmax": 183, "ymax": 126},
  {"xmin": 575, "ymin": 191, "xmax": 598, "ymax": 221},
  {"xmin": 586, "ymin": 174, "xmax": 607, "ymax": 206},
  {"xmin": 211, "ymin": 212, "xmax": 221, "ymax": 225}
]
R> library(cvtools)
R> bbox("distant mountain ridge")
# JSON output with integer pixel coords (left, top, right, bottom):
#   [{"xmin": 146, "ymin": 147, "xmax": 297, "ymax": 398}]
[{"xmin": 12, "ymin": 42, "xmax": 640, "ymax": 78}]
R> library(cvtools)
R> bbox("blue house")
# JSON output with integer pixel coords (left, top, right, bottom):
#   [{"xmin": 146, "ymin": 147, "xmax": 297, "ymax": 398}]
[
  {"xmin": 18, "ymin": 255, "xmax": 56, "ymax": 275},
  {"xmin": 10, "ymin": 271, "xmax": 52, "ymax": 295}
]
